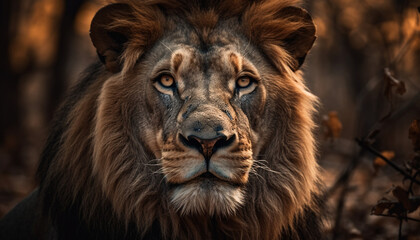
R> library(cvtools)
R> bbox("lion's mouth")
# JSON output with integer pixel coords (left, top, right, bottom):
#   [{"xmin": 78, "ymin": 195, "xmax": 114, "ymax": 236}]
[
  {"xmin": 169, "ymin": 171, "xmax": 243, "ymax": 188},
  {"xmin": 197, "ymin": 172, "xmax": 218, "ymax": 180}
]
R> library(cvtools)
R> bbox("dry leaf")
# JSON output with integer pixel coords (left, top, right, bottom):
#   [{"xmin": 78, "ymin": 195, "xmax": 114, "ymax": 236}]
[
  {"xmin": 408, "ymin": 119, "xmax": 420, "ymax": 150},
  {"xmin": 373, "ymin": 151, "xmax": 395, "ymax": 169},
  {"xmin": 371, "ymin": 198, "xmax": 405, "ymax": 216},
  {"xmin": 392, "ymin": 186, "xmax": 420, "ymax": 213},
  {"xmin": 384, "ymin": 68, "xmax": 406, "ymax": 101},
  {"xmin": 322, "ymin": 111, "xmax": 342, "ymax": 141},
  {"xmin": 371, "ymin": 198, "xmax": 394, "ymax": 215}
]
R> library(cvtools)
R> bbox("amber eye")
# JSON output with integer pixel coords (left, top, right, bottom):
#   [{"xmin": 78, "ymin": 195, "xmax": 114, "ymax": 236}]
[
  {"xmin": 236, "ymin": 77, "xmax": 252, "ymax": 88},
  {"xmin": 159, "ymin": 74, "xmax": 175, "ymax": 88}
]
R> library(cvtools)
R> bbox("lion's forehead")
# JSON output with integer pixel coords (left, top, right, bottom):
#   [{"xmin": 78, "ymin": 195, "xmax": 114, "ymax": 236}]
[{"xmin": 170, "ymin": 44, "xmax": 242, "ymax": 74}]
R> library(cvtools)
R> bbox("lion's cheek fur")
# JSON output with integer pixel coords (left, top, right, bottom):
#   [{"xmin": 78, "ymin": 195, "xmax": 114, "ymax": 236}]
[
  {"xmin": 91, "ymin": 74, "xmax": 163, "ymax": 226},
  {"xmin": 260, "ymin": 72, "xmax": 321, "ymax": 220}
]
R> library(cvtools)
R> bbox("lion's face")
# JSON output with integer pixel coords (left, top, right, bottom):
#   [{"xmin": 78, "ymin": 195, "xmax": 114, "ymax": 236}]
[
  {"xmin": 82, "ymin": 2, "xmax": 320, "ymax": 235},
  {"xmin": 140, "ymin": 42, "xmax": 268, "ymax": 215}
]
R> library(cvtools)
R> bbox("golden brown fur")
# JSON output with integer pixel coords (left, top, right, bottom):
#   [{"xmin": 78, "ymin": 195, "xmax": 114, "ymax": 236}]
[{"xmin": 33, "ymin": 0, "xmax": 323, "ymax": 239}]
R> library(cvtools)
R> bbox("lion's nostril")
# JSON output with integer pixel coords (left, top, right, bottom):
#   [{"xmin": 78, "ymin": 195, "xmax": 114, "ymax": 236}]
[
  {"xmin": 212, "ymin": 134, "xmax": 235, "ymax": 153},
  {"xmin": 179, "ymin": 134, "xmax": 202, "ymax": 152},
  {"xmin": 179, "ymin": 134, "xmax": 235, "ymax": 164}
]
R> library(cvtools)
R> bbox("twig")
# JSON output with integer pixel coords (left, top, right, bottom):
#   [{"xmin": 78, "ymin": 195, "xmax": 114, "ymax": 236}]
[
  {"xmin": 331, "ymin": 152, "xmax": 362, "ymax": 240},
  {"xmin": 324, "ymin": 149, "xmax": 362, "ymax": 198},
  {"xmin": 399, "ymin": 218, "xmax": 403, "ymax": 240},
  {"xmin": 373, "ymin": 213, "xmax": 420, "ymax": 223},
  {"xmin": 332, "ymin": 177, "xmax": 350, "ymax": 240},
  {"xmin": 389, "ymin": 28, "xmax": 419, "ymax": 68},
  {"xmin": 356, "ymin": 138, "xmax": 420, "ymax": 185}
]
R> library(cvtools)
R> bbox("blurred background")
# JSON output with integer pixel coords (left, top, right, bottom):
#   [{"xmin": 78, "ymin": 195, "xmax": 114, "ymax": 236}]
[{"xmin": 0, "ymin": 0, "xmax": 419, "ymax": 239}]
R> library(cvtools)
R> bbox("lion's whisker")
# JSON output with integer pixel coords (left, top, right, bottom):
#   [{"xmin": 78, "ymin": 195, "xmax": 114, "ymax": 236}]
[
  {"xmin": 252, "ymin": 159, "xmax": 282, "ymax": 175},
  {"xmin": 249, "ymin": 168, "xmax": 266, "ymax": 183},
  {"xmin": 160, "ymin": 41, "xmax": 173, "ymax": 53},
  {"xmin": 144, "ymin": 162, "xmax": 162, "ymax": 167}
]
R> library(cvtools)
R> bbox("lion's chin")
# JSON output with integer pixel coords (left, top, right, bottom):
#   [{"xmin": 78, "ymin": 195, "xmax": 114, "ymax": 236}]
[{"xmin": 169, "ymin": 179, "xmax": 245, "ymax": 216}]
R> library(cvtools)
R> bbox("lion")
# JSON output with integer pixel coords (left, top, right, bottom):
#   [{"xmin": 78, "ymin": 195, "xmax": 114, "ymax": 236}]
[{"xmin": 0, "ymin": 0, "xmax": 323, "ymax": 239}]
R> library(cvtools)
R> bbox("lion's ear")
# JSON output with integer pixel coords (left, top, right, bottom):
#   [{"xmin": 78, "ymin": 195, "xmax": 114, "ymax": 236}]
[
  {"xmin": 243, "ymin": 5, "xmax": 316, "ymax": 72},
  {"xmin": 90, "ymin": 4, "xmax": 133, "ymax": 73},
  {"xmin": 280, "ymin": 7, "xmax": 316, "ymax": 71}
]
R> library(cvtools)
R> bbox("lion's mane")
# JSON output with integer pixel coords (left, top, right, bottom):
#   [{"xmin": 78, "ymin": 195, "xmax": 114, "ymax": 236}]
[{"xmin": 37, "ymin": 0, "xmax": 323, "ymax": 239}]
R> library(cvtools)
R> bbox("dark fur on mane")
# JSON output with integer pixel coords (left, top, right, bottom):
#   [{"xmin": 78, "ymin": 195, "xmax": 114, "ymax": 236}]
[
  {"xmin": 105, "ymin": 0, "xmax": 313, "ymax": 73},
  {"xmin": 32, "ymin": 0, "xmax": 325, "ymax": 239}
]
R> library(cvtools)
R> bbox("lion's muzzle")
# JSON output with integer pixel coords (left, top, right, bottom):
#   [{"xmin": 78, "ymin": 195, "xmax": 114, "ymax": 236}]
[{"xmin": 179, "ymin": 102, "xmax": 236, "ymax": 165}]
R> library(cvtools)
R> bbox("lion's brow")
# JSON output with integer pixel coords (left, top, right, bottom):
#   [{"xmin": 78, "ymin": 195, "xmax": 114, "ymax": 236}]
[
  {"xmin": 172, "ymin": 53, "xmax": 183, "ymax": 73},
  {"xmin": 229, "ymin": 53, "xmax": 241, "ymax": 74}
]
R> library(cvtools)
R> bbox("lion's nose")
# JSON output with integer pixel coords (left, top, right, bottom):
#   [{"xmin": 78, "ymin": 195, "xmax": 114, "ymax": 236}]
[{"xmin": 180, "ymin": 134, "xmax": 235, "ymax": 164}]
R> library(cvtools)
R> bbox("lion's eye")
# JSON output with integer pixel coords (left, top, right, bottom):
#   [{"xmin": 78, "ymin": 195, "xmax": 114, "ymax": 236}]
[
  {"xmin": 234, "ymin": 75, "xmax": 257, "ymax": 97},
  {"xmin": 236, "ymin": 77, "xmax": 252, "ymax": 88},
  {"xmin": 159, "ymin": 74, "xmax": 175, "ymax": 88},
  {"xmin": 154, "ymin": 74, "xmax": 177, "ymax": 96}
]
